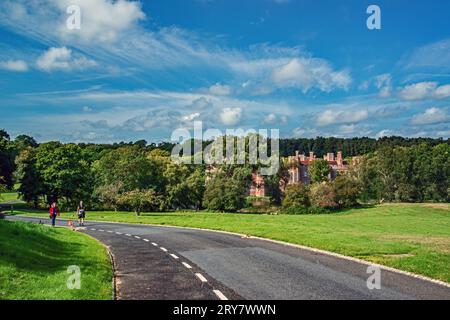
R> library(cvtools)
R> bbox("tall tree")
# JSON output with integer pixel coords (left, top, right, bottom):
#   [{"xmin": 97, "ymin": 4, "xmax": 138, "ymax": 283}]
[{"xmin": 308, "ymin": 160, "xmax": 330, "ymax": 183}]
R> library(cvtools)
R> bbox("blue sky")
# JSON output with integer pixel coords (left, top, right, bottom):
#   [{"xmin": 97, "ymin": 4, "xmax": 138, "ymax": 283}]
[{"xmin": 0, "ymin": 0, "xmax": 449, "ymax": 143}]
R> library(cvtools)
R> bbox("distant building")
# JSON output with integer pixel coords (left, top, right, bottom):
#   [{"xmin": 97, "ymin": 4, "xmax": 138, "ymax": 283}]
[
  {"xmin": 248, "ymin": 151, "xmax": 350, "ymax": 197},
  {"xmin": 286, "ymin": 151, "xmax": 348, "ymax": 185}
]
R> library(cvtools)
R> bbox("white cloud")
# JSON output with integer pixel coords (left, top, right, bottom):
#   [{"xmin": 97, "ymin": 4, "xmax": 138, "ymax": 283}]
[
  {"xmin": 208, "ymin": 83, "xmax": 232, "ymax": 96},
  {"xmin": 410, "ymin": 107, "xmax": 449, "ymax": 125},
  {"xmin": 36, "ymin": 47, "xmax": 97, "ymax": 72},
  {"xmin": 398, "ymin": 82, "xmax": 450, "ymax": 100},
  {"xmin": 376, "ymin": 129, "xmax": 394, "ymax": 138},
  {"xmin": 399, "ymin": 82, "xmax": 438, "ymax": 100},
  {"xmin": 434, "ymin": 85, "xmax": 450, "ymax": 99},
  {"xmin": 53, "ymin": 0, "xmax": 146, "ymax": 43},
  {"xmin": 374, "ymin": 73, "xmax": 392, "ymax": 97},
  {"xmin": 0, "ymin": 59, "xmax": 28, "ymax": 72},
  {"xmin": 316, "ymin": 109, "xmax": 369, "ymax": 126},
  {"xmin": 403, "ymin": 39, "xmax": 450, "ymax": 71},
  {"xmin": 220, "ymin": 108, "xmax": 242, "ymax": 125},
  {"xmin": 82, "ymin": 106, "xmax": 92, "ymax": 112},
  {"xmin": 182, "ymin": 112, "xmax": 200, "ymax": 121},
  {"xmin": 263, "ymin": 113, "xmax": 288, "ymax": 125},
  {"xmin": 269, "ymin": 58, "xmax": 351, "ymax": 93}
]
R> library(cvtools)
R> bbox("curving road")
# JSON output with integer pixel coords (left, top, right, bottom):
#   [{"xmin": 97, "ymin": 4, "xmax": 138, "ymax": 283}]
[{"xmin": 5, "ymin": 215, "xmax": 450, "ymax": 300}]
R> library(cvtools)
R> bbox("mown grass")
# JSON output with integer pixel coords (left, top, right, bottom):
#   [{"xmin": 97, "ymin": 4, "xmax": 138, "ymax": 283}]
[
  {"xmin": 0, "ymin": 220, "xmax": 112, "ymax": 300},
  {"xmin": 9, "ymin": 203, "xmax": 450, "ymax": 283},
  {"xmin": 0, "ymin": 191, "xmax": 21, "ymax": 203}
]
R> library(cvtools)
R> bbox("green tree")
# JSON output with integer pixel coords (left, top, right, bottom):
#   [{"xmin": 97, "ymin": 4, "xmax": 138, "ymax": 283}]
[
  {"xmin": 93, "ymin": 182, "xmax": 123, "ymax": 211},
  {"xmin": 308, "ymin": 160, "xmax": 330, "ymax": 183},
  {"xmin": 203, "ymin": 166, "xmax": 251, "ymax": 212},
  {"xmin": 0, "ymin": 130, "xmax": 15, "ymax": 189},
  {"xmin": 34, "ymin": 143, "xmax": 92, "ymax": 207},
  {"xmin": 13, "ymin": 135, "xmax": 38, "ymax": 151},
  {"xmin": 93, "ymin": 146, "xmax": 158, "ymax": 192},
  {"xmin": 15, "ymin": 148, "xmax": 44, "ymax": 208},
  {"xmin": 117, "ymin": 189, "xmax": 159, "ymax": 215}
]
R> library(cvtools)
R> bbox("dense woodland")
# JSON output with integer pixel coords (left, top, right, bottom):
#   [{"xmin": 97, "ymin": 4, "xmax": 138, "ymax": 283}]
[{"xmin": 0, "ymin": 129, "xmax": 449, "ymax": 213}]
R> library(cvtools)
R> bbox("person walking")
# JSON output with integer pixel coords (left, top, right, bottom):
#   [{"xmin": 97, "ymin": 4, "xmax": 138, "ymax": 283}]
[
  {"xmin": 77, "ymin": 200, "xmax": 86, "ymax": 226},
  {"xmin": 49, "ymin": 202, "xmax": 59, "ymax": 227}
]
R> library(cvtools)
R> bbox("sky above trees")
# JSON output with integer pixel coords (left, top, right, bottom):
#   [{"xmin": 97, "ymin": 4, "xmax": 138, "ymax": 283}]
[{"xmin": 0, "ymin": 0, "xmax": 449, "ymax": 143}]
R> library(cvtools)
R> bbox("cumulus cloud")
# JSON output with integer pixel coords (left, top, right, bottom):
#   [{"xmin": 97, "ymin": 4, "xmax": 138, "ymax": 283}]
[
  {"xmin": 316, "ymin": 109, "xmax": 369, "ymax": 126},
  {"xmin": 410, "ymin": 107, "xmax": 449, "ymax": 125},
  {"xmin": 36, "ymin": 47, "xmax": 97, "ymax": 72},
  {"xmin": 220, "ymin": 108, "xmax": 242, "ymax": 125},
  {"xmin": 0, "ymin": 59, "xmax": 28, "ymax": 72}
]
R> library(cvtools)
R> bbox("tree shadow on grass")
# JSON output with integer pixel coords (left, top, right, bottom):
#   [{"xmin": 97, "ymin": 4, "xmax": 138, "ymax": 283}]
[{"xmin": 0, "ymin": 221, "xmax": 83, "ymax": 273}]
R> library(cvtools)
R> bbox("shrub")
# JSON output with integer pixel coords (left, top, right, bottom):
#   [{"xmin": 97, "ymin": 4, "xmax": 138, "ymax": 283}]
[
  {"xmin": 332, "ymin": 175, "xmax": 361, "ymax": 208},
  {"xmin": 310, "ymin": 182, "xmax": 338, "ymax": 209},
  {"xmin": 282, "ymin": 184, "xmax": 310, "ymax": 209}
]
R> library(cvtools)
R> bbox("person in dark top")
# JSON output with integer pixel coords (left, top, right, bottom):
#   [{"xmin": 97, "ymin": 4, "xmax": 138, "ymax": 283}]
[
  {"xmin": 49, "ymin": 202, "xmax": 59, "ymax": 227},
  {"xmin": 77, "ymin": 201, "xmax": 86, "ymax": 226}
]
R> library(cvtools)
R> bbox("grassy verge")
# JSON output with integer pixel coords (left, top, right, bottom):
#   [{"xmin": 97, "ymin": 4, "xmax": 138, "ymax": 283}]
[
  {"xmin": 0, "ymin": 220, "xmax": 112, "ymax": 300},
  {"xmin": 9, "ymin": 203, "xmax": 450, "ymax": 283}
]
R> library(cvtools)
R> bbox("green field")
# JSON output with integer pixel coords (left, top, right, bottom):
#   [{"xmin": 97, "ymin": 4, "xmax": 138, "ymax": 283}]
[
  {"xmin": 0, "ymin": 220, "xmax": 112, "ymax": 300},
  {"xmin": 8, "ymin": 203, "xmax": 450, "ymax": 283},
  {"xmin": 0, "ymin": 191, "xmax": 21, "ymax": 203}
]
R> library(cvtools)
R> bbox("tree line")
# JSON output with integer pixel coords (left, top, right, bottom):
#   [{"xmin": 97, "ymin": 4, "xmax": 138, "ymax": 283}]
[{"xmin": 0, "ymin": 129, "xmax": 449, "ymax": 214}]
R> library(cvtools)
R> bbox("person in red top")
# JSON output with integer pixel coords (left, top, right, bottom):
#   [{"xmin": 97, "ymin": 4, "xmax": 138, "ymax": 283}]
[{"xmin": 49, "ymin": 202, "xmax": 59, "ymax": 227}]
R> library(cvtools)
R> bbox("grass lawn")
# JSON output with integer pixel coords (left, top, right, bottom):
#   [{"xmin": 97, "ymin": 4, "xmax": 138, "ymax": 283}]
[
  {"xmin": 0, "ymin": 220, "xmax": 112, "ymax": 300},
  {"xmin": 0, "ymin": 191, "xmax": 21, "ymax": 203},
  {"xmin": 8, "ymin": 203, "xmax": 450, "ymax": 283}
]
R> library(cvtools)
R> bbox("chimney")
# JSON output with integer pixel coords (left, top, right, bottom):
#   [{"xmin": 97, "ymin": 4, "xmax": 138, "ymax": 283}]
[
  {"xmin": 309, "ymin": 151, "xmax": 315, "ymax": 161},
  {"xmin": 295, "ymin": 150, "xmax": 299, "ymax": 157},
  {"xmin": 327, "ymin": 153, "xmax": 335, "ymax": 162},
  {"xmin": 337, "ymin": 151, "xmax": 343, "ymax": 166},
  {"xmin": 299, "ymin": 154, "xmax": 306, "ymax": 161}
]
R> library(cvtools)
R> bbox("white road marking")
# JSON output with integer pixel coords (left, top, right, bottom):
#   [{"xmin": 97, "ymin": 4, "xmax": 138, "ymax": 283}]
[
  {"xmin": 143, "ymin": 239, "xmax": 149, "ymax": 242},
  {"xmin": 91, "ymin": 228, "xmax": 96, "ymax": 231},
  {"xmin": 125, "ymin": 234, "xmax": 131, "ymax": 237},
  {"xmin": 182, "ymin": 262, "xmax": 192, "ymax": 269},
  {"xmin": 134, "ymin": 236, "xmax": 141, "ymax": 239},
  {"xmin": 170, "ymin": 254, "xmax": 179, "ymax": 259},
  {"xmin": 160, "ymin": 247, "xmax": 168, "ymax": 252},
  {"xmin": 107, "ymin": 230, "xmax": 113, "ymax": 233},
  {"xmin": 195, "ymin": 273, "xmax": 208, "ymax": 283},
  {"xmin": 213, "ymin": 290, "xmax": 228, "ymax": 300},
  {"xmin": 116, "ymin": 232, "xmax": 122, "ymax": 235},
  {"xmin": 99, "ymin": 229, "xmax": 105, "ymax": 232},
  {"xmin": 151, "ymin": 242, "xmax": 158, "ymax": 246}
]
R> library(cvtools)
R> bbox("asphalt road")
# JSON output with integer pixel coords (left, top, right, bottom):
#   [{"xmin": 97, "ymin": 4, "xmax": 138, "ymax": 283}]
[{"xmin": 5, "ymin": 215, "xmax": 450, "ymax": 300}]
